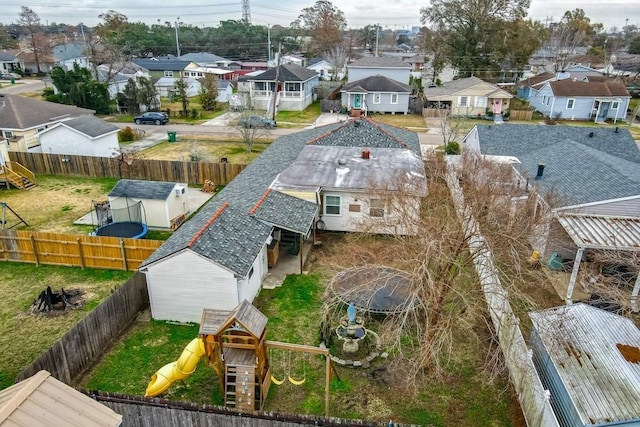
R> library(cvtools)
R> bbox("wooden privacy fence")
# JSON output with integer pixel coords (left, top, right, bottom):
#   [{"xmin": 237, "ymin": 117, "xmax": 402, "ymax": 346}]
[
  {"xmin": 9, "ymin": 152, "xmax": 246, "ymax": 185},
  {"xmin": 92, "ymin": 392, "xmax": 417, "ymax": 427},
  {"xmin": 0, "ymin": 229, "xmax": 163, "ymax": 271},
  {"xmin": 509, "ymin": 110, "xmax": 534, "ymax": 121},
  {"xmin": 17, "ymin": 273, "xmax": 149, "ymax": 384}
]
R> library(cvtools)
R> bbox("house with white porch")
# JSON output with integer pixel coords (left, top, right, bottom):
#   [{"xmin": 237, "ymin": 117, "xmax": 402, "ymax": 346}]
[
  {"xmin": 247, "ymin": 64, "xmax": 319, "ymax": 113},
  {"xmin": 424, "ymin": 76, "xmax": 513, "ymax": 116}
]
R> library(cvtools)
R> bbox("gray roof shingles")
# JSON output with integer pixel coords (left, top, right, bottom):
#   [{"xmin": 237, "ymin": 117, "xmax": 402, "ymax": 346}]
[
  {"xmin": 473, "ymin": 124, "xmax": 640, "ymax": 206},
  {"xmin": 141, "ymin": 118, "xmax": 419, "ymax": 275},
  {"xmin": 343, "ymin": 75, "xmax": 412, "ymax": 93},
  {"xmin": 61, "ymin": 115, "xmax": 119, "ymax": 138},
  {"xmin": 109, "ymin": 179, "xmax": 177, "ymax": 200},
  {"xmin": 349, "ymin": 56, "xmax": 410, "ymax": 68},
  {"xmin": 251, "ymin": 190, "xmax": 318, "ymax": 234},
  {"xmin": 250, "ymin": 64, "xmax": 318, "ymax": 82},
  {"xmin": 0, "ymin": 94, "xmax": 95, "ymax": 130}
]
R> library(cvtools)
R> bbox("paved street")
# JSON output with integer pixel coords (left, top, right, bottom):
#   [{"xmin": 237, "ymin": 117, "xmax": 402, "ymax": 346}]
[{"xmin": 0, "ymin": 78, "xmax": 46, "ymax": 95}]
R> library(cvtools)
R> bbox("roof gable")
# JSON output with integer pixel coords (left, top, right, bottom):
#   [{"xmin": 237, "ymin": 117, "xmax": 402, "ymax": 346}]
[
  {"xmin": 44, "ymin": 115, "xmax": 119, "ymax": 139},
  {"xmin": 343, "ymin": 75, "xmax": 412, "ymax": 93}
]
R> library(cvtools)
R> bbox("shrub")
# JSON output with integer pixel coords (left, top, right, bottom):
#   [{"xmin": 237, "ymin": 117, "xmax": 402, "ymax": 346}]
[
  {"xmin": 118, "ymin": 126, "xmax": 136, "ymax": 142},
  {"xmin": 190, "ymin": 108, "xmax": 199, "ymax": 119},
  {"xmin": 445, "ymin": 141, "xmax": 460, "ymax": 154}
]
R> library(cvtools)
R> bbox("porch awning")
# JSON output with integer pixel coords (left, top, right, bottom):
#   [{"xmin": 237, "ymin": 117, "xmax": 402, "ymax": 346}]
[
  {"xmin": 557, "ymin": 213, "xmax": 640, "ymax": 251},
  {"xmin": 251, "ymin": 189, "xmax": 318, "ymax": 235}
]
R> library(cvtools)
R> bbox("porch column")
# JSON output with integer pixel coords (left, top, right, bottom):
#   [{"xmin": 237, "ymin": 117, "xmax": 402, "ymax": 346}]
[
  {"xmin": 631, "ymin": 273, "xmax": 640, "ymax": 312},
  {"xmin": 299, "ymin": 233, "xmax": 304, "ymax": 274},
  {"xmin": 565, "ymin": 247, "xmax": 584, "ymax": 304}
]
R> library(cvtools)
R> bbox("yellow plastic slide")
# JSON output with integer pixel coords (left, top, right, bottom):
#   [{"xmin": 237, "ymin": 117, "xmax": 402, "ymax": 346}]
[{"xmin": 144, "ymin": 337, "xmax": 205, "ymax": 397}]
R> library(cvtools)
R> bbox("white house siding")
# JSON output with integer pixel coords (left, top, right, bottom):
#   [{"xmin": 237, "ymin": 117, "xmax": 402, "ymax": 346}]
[
  {"xmin": 558, "ymin": 196, "xmax": 640, "ymax": 217},
  {"xmin": 321, "ymin": 191, "xmax": 420, "ymax": 235},
  {"xmin": 217, "ymin": 85, "xmax": 233, "ymax": 103},
  {"xmin": 145, "ymin": 250, "xmax": 238, "ymax": 323},
  {"xmin": 36, "ymin": 126, "xmax": 119, "ymax": 157},
  {"xmin": 237, "ymin": 245, "xmax": 268, "ymax": 304},
  {"xmin": 348, "ymin": 67, "xmax": 410, "ymax": 85}
]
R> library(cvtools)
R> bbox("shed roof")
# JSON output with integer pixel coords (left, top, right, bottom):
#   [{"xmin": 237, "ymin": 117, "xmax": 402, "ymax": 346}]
[
  {"xmin": 140, "ymin": 118, "xmax": 420, "ymax": 276},
  {"xmin": 0, "ymin": 94, "xmax": 95, "ymax": 130},
  {"xmin": 0, "ymin": 370, "xmax": 122, "ymax": 426},
  {"xmin": 471, "ymin": 124, "xmax": 640, "ymax": 207},
  {"xmin": 109, "ymin": 179, "xmax": 178, "ymax": 200},
  {"xmin": 342, "ymin": 75, "xmax": 411, "ymax": 93},
  {"xmin": 249, "ymin": 63, "xmax": 318, "ymax": 82},
  {"xmin": 530, "ymin": 304, "xmax": 640, "ymax": 425}
]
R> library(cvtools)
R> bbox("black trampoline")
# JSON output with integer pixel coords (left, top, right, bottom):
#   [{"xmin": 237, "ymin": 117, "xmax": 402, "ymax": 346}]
[
  {"xmin": 95, "ymin": 221, "xmax": 148, "ymax": 239},
  {"xmin": 329, "ymin": 265, "xmax": 416, "ymax": 314}
]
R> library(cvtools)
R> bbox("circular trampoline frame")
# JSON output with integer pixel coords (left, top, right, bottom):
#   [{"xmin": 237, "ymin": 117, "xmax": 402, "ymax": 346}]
[
  {"xmin": 94, "ymin": 221, "xmax": 148, "ymax": 239},
  {"xmin": 329, "ymin": 265, "xmax": 416, "ymax": 315}
]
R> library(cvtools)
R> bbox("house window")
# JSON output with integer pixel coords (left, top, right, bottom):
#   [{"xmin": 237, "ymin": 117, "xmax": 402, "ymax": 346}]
[
  {"xmin": 476, "ymin": 96, "xmax": 487, "ymax": 108},
  {"xmin": 612, "ymin": 101, "xmax": 619, "ymax": 109},
  {"xmin": 164, "ymin": 71, "xmax": 174, "ymax": 77},
  {"xmin": 285, "ymin": 82, "xmax": 299, "ymax": 91},
  {"xmin": 373, "ymin": 93, "xmax": 381, "ymax": 104},
  {"xmin": 248, "ymin": 266, "xmax": 254, "ymax": 279},
  {"xmin": 324, "ymin": 195, "xmax": 341, "ymax": 215},
  {"xmin": 369, "ymin": 198, "xmax": 384, "ymax": 217},
  {"xmin": 390, "ymin": 93, "xmax": 398, "ymax": 104},
  {"xmin": 566, "ymin": 98, "xmax": 575, "ymax": 109},
  {"xmin": 459, "ymin": 96, "xmax": 468, "ymax": 107},
  {"xmin": 3, "ymin": 131, "xmax": 14, "ymax": 138}
]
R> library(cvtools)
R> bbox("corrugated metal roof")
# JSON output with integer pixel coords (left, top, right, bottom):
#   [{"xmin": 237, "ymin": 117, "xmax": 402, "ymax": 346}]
[
  {"xmin": 530, "ymin": 304, "xmax": 640, "ymax": 425},
  {"xmin": 0, "ymin": 370, "xmax": 122, "ymax": 426},
  {"xmin": 558, "ymin": 214, "xmax": 640, "ymax": 251}
]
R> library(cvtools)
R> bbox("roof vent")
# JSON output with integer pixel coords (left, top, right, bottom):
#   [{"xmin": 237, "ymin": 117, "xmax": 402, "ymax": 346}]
[
  {"xmin": 337, "ymin": 158, "xmax": 346, "ymax": 166},
  {"xmin": 535, "ymin": 163, "xmax": 545, "ymax": 180},
  {"xmin": 589, "ymin": 131, "xmax": 594, "ymax": 138},
  {"xmin": 354, "ymin": 119, "xmax": 361, "ymax": 127}
]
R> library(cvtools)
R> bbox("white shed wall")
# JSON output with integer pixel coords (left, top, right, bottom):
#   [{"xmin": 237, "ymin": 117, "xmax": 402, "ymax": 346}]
[
  {"xmin": 108, "ymin": 184, "xmax": 189, "ymax": 229},
  {"xmin": 237, "ymin": 245, "xmax": 268, "ymax": 303},
  {"xmin": 145, "ymin": 250, "xmax": 238, "ymax": 323},
  {"xmin": 37, "ymin": 126, "xmax": 119, "ymax": 158}
]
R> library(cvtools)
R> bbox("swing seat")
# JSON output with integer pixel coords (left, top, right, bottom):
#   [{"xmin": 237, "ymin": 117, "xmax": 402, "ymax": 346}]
[
  {"xmin": 288, "ymin": 375, "xmax": 306, "ymax": 386},
  {"xmin": 270, "ymin": 374, "xmax": 285, "ymax": 385}
]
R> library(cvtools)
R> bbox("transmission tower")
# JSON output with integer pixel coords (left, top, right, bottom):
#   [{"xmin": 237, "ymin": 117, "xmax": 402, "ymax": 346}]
[{"xmin": 242, "ymin": 0, "xmax": 251, "ymax": 25}]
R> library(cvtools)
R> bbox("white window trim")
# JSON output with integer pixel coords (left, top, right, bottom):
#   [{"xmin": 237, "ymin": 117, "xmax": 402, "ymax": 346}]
[
  {"xmin": 164, "ymin": 70, "xmax": 174, "ymax": 77},
  {"xmin": 566, "ymin": 98, "xmax": 575, "ymax": 109},
  {"xmin": 458, "ymin": 96, "xmax": 468, "ymax": 107},
  {"xmin": 612, "ymin": 101, "xmax": 619, "ymax": 109},
  {"xmin": 476, "ymin": 96, "xmax": 487, "ymax": 108},
  {"xmin": 373, "ymin": 93, "xmax": 381, "ymax": 104},
  {"xmin": 390, "ymin": 93, "xmax": 398, "ymax": 104},
  {"xmin": 324, "ymin": 195, "xmax": 341, "ymax": 216}
]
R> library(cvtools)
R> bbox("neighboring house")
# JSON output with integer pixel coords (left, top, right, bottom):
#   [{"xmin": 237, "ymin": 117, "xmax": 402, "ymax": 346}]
[
  {"xmin": 7, "ymin": 48, "xmax": 55, "ymax": 74},
  {"xmin": 51, "ymin": 41, "xmax": 90, "ymax": 70},
  {"xmin": 0, "ymin": 94, "xmax": 95, "ymax": 152},
  {"xmin": 307, "ymin": 58, "xmax": 345, "ymax": 81},
  {"xmin": 236, "ymin": 70, "xmax": 264, "ymax": 93},
  {"xmin": 530, "ymin": 304, "xmax": 640, "ymax": 427},
  {"xmin": 154, "ymin": 77, "xmax": 201, "ymax": 98},
  {"xmin": 248, "ymin": 64, "xmax": 319, "ymax": 112},
  {"xmin": 216, "ymin": 80, "xmax": 234, "ymax": 103},
  {"xmin": 108, "ymin": 179, "xmax": 190, "ymax": 229},
  {"xmin": 131, "ymin": 58, "xmax": 193, "ymax": 79},
  {"xmin": 267, "ymin": 53, "xmax": 305, "ymax": 68},
  {"xmin": 424, "ymin": 76, "xmax": 513, "ymax": 116},
  {"xmin": 341, "ymin": 75, "xmax": 412, "ymax": 114},
  {"xmin": 566, "ymin": 55, "xmax": 606, "ymax": 71},
  {"xmin": 95, "ymin": 62, "xmax": 152, "ymax": 98},
  {"xmin": 0, "ymin": 51, "xmax": 24, "ymax": 74},
  {"xmin": 561, "ymin": 64, "xmax": 604, "ymax": 81},
  {"xmin": 422, "ymin": 56, "xmax": 458, "ymax": 84},
  {"xmin": 240, "ymin": 61, "xmax": 269, "ymax": 72},
  {"xmin": 517, "ymin": 72, "xmax": 555, "ymax": 100},
  {"xmin": 179, "ymin": 52, "xmax": 234, "ymax": 68},
  {"xmin": 183, "ymin": 62, "xmax": 235, "ymax": 80},
  {"xmin": 530, "ymin": 79, "xmax": 630, "ymax": 122},
  {"xmin": 464, "ymin": 124, "xmax": 640, "ymax": 260},
  {"xmin": 0, "ymin": 370, "xmax": 122, "ymax": 426},
  {"xmin": 36, "ymin": 115, "xmax": 120, "ymax": 157},
  {"xmin": 347, "ymin": 56, "xmax": 411, "ymax": 85},
  {"xmin": 139, "ymin": 118, "xmax": 425, "ymax": 323}
]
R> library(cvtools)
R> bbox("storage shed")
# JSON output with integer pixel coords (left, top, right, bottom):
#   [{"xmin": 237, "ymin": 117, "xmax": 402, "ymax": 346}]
[
  {"xmin": 108, "ymin": 179, "xmax": 189, "ymax": 229},
  {"xmin": 0, "ymin": 370, "xmax": 122, "ymax": 426},
  {"xmin": 529, "ymin": 304, "xmax": 640, "ymax": 427}
]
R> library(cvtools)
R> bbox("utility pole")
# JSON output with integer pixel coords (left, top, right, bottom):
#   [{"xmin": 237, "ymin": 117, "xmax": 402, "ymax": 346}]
[
  {"xmin": 175, "ymin": 18, "xmax": 181, "ymax": 57},
  {"xmin": 242, "ymin": 0, "xmax": 251, "ymax": 25},
  {"xmin": 270, "ymin": 43, "xmax": 282, "ymax": 121},
  {"xmin": 375, "ymin": 24, "xmax": 380, "ymax": 57},
  {"xmin": 267, "ymin": 24, "xmax": 271, "ymax": 62}
]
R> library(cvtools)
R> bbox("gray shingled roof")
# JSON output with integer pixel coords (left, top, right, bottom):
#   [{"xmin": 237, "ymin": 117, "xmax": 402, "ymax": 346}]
[
  {"xmin": 251, "ymin": 190, "xmax": 318, "ymax": 234},
  {"xmin": 343, "ymin": 75, "xmax": 412, "ymax": 93},
  {"xmin": 57, "ymin": 115, "xmax": 119, "ymax": 138},
  {"xmin": 131, "ymin": 59, "xmax": 192, "ymax": 71},
  {"xmin": 109, "ymin": 179, "xmax": 177, "ymax": 200},
  {"xmin": 349, "ymin": 56, "xmax": 410, "ymax": 68},
  {"xmin": 0, "ymin": 94, "xmax": 95, "ymax": 130},
  {"xmin": 0, "ymin": 52, "xmax": 18, "ymax": 61},
  {"xmin": 472, "ymin": 124, "xmax": 640, "ymax": 206},
  {"xmin": 141, "ymin": 118, "xmax": 420, "ymax": 275},
  {"xmin": 51, "ymin": 42, "xmax": 88, "ymax": 61},
  {"xmin": 425, "ymin": 76, "xmax": 493, "ymax": 96},
  {"xmin": 250, "ymin": 64, "xmax": 318, "ymax": 82},
  {"xmin": 179, "ymin": 52, "xmax": 230, "ymax": 64}
]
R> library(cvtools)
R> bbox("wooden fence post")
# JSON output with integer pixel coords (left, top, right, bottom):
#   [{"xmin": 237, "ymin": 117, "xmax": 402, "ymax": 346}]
[
  {"xmin": 77, "ymin": 238, "xmax": 85, "ymax": 269},
  {"xmin": 120, "ymin": 240, "xmax": 127, "ymax": 271},
  {"xmin": 30, "ymin": 234, "xmax": 39, "ymax": 266}
]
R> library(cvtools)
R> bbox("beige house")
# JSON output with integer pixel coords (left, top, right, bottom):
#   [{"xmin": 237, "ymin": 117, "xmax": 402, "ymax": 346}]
[
  {"xmin": 424, "ymin": 76, "xmax": 513, "ymax": 116},
  {"xmin": 0, "ymin": 94, "xmax": 95, "ymax": 153}
]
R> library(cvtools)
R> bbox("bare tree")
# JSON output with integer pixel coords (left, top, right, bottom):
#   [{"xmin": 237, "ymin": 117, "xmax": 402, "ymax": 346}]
[
  {"xmin": 18, "ymin": 6, "xmax": 44, "ymax": 74},
  {"xmin": 235, "ymin": 112, "xmax": 272, "ymax": 152},
  {"xmin": 322, "ymin": 46, "xmax": 347, "ymax": 81}
]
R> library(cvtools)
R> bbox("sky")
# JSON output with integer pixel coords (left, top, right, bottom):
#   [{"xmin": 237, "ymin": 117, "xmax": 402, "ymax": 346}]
[{"xmin": 2, "ymin": 0, "xmax": 639, "ymax": 32}]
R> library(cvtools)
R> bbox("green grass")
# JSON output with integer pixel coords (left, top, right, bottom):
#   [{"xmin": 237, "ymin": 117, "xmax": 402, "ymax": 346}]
[
  {"xmin": 275, "ymin": 102, "xmax": 322, "ymax": 124},
  {"xmin": 0, "ymin": 262, "xmax": 133, "ymax": 389}
]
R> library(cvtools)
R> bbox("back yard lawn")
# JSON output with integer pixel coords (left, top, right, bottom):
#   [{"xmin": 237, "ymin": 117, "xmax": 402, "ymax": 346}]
[
  {"xmin": 139, "ymin": 137, "xmax": 271, "ymax": 163},
  {"xmin": 0, "ymin": 262, "xmax": 132, "ymax": 389}
]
